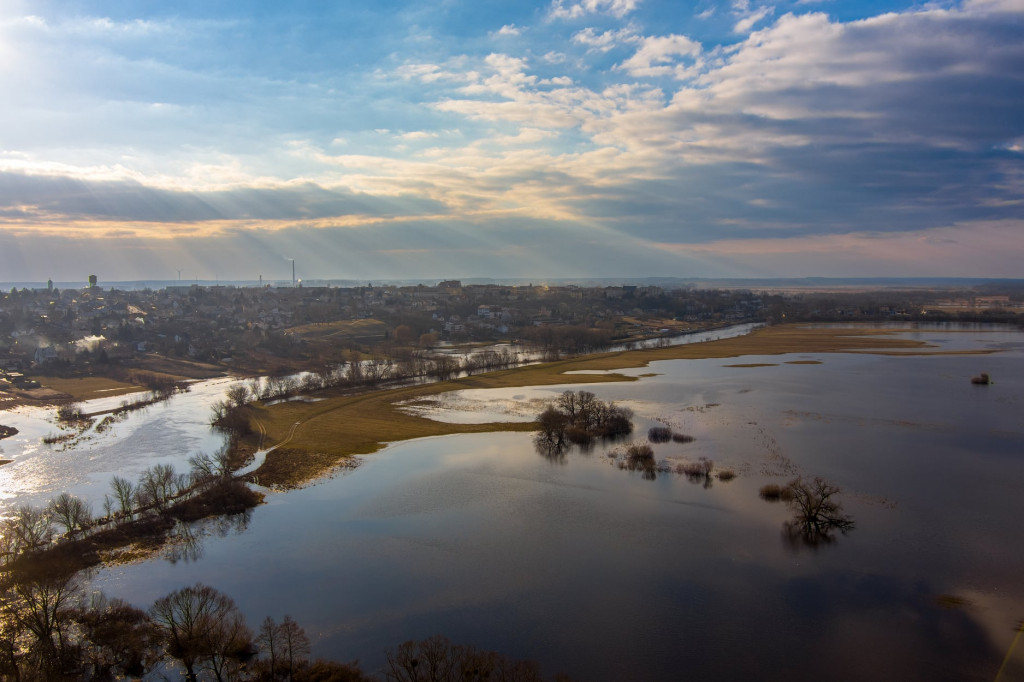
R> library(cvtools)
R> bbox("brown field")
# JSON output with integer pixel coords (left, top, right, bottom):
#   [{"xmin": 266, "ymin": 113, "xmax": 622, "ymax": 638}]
[
  {"xmin": 285, "ymin": 318, "xmax": 388, "ymax": 343},
  {"xmin": 247, "ymin": 324, "xmax": 995, "ymax": 487},
  {"xmin": 131, "ymin": 355, "xmax": 224, "ymax": 380},
  {"xmin": 26, "ymin": 376, "xmax": 145, "ymax": 401}
]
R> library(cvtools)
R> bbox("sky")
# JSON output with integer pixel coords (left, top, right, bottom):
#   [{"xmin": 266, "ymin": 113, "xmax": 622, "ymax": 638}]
[{"xmin": 0, "ymin": 0, "xmax": 1022, "ymax": 283}]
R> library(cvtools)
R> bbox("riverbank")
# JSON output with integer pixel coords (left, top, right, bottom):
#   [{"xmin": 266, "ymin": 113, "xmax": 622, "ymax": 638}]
[{"xmin": 245, "ymin": 324, "xmax": 997, "ymax": 488}]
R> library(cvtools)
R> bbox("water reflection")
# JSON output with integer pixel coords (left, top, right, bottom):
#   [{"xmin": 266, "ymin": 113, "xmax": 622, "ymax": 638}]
[
  {"xmin": 761, "ymin": 477, "xmax": 856, "ymax": 551},
  {"xmin": 164, "ymin": 511, "xmax": 252, "ymax": 565},
  {"xmin": 166, "ymin": 521, "xmax": 204, "ymax": 564}
]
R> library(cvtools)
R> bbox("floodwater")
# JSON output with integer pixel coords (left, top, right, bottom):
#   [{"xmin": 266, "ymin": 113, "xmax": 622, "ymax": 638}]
[
  {"xmin": 75, "ymin": 324, "xmax": 1024, "ymax": 681},
  {"xmin": 0, "ymin": 376, "xmax": 238, "ymax": 509}
]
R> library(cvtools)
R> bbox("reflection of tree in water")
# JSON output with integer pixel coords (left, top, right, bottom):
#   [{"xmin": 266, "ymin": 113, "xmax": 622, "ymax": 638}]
[
  {"xmin": 165, "ymin": 511, "xmax": 252, "ymax": 565},
  {"xmin": 775, "ymin": 477, "xmax": 855, "ymax": 550},
  {"xmin": 534, "ymin": 435, "xmax": 568, "ymax": 464},
  {"xmin": 166, "ymin": 521, "xmax": 204, "ymax": 564}
]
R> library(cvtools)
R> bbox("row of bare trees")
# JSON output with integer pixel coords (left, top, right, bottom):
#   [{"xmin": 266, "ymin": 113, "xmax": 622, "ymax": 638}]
[
  {"xmin": 0, "ymin": 449, "xmax": 237, "ymax": 564},
  {"xmin": 0, "ymin": 572, "xmax": 355, "ymax": 681},
  {"xmin": 211, "ymin": 349, "xmax": 523, "ymax": 434},
  {"xmin": 1, "ymin": 572, "xmax": 572, "ymax": 681}
]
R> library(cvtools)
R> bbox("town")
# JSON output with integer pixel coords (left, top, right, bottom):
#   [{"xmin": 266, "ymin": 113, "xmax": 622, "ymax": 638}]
[{"xmin": 1, "ymin": 277, "xmax": 1021, "ymax": 401}]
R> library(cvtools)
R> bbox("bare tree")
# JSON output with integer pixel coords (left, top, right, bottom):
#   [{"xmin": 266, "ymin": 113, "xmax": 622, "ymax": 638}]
[
  {"xmin": 76, "ymin": 592, "xmax": 160, "ymax": 678},
  {"xmin": 384, "ymin": 635, "xmax": 546, "ymax": 682},
  {"xmin": 138, "ymin": 464, "xmax": 178, "ymax": 513},
  {"xmin": 5, "ymin": 570, "xmax": 82, "ymax": 674},
  {"xmin": 4, "ymin": 505, "xmax": 54, "ymax": 555},
  {"xmin": 364, "ymin": 357, "xmax": 394, "ymax": 384},
  {"xmin": 149, "ymin": 583, "xmax": 248, "ymax": 682},
  {"xmin": 279, "ymin": 615, "xmax": 310, "ymax": 681},
  {"xmin": 782, "ymin": 477, "xmax": 856, "ymax": 548},
  {"xmin": 225, "ymin": 384, "xmax": 251, "ymax": 409},
  {"xmin": 47, "ymin": 493, "xmax": 93, "ymax": 537},
  {"xmin": 110, "ymin": 476, "xmax": 137, "ymax": 522},
  {"xmin": 203, "ymin": 608, "xmax": 253, "ymax": 682},
  {"xmin": 258, "ymin": 616, "xmax": 281, "ymax": 679},
  {"xmin": 189, "ymin": 447, "xmax": 232, "ymax": 486}
]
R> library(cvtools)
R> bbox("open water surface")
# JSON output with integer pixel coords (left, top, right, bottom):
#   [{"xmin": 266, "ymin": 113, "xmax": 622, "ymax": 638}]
[{"xmin": 76, "ymin": 324, "xmax": 1024, "ymax": 681}]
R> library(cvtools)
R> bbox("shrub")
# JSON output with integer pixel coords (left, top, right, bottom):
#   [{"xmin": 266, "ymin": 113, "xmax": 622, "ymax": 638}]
[
  {"xmin": 56, "ymin": 403, "xmax": 86, "ymax": 422},
  {"xmin": 625, "ymin": 442, "xmax": 655, "ymax": 464},
  {"xmin": 716, "ymin": 469, "xmax": 736, "ymax": 481},
  {"xmin": 678, "ymin": 457, "xmax": 713, "ymax": 480},
  {"xmin": 672, "ymin": 433, "xmax": 695, "ymax": 444},
  {"xmin": 565, "ymin": 426, "xmax": 594, "ymax": 445},
  {"xmin": 759, "ymin": 483, "xmax": 794, "ymax": 501},
  {"xmin": 647, "ymin": 426, "xmax": 673, "ymax": 443}
]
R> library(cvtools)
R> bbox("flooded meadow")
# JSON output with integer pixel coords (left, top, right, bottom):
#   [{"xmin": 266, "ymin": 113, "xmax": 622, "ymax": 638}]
[{"xmin": 2, "ymin": 324, "xmax": 1023, "ymax": 680}]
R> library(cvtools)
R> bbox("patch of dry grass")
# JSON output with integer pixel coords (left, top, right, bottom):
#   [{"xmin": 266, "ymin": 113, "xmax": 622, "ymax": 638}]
[
  {"xmin": 28, "ymin": 376, "xmax": 146, "ymax": 401},
  {"xmin": 285, "ymin": 318, "xmax": 388, "ymax": 342}
]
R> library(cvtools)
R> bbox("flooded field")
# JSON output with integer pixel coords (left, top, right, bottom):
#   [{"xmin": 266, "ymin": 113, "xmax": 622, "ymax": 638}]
[
  {"xmin": 64, "ymin": 324, "xmax": 1023, "ymax": 681},
  {"xmin": 0, "ymin": 376, "xmax": 239, "ymax": 508}
]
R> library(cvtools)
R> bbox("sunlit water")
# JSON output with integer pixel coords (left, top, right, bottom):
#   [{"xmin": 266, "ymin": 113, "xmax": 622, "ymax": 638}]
[
  {"xmin": 4, "ymin": 324, "xmax": 1023, "ymax": 680},
  {"xmin": 0, "ymin": 376, "xmax": 240, "ymax": 509}
]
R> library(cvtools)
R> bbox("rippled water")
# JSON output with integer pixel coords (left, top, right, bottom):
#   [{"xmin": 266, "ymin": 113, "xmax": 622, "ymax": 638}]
[{"xmin": 76, "ymin": 324, "xmax": 1024, "ymax": 681}]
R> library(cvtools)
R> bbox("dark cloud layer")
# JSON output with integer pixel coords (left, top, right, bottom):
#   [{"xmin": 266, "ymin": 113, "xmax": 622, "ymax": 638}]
[{"xmin": 0, "ymin": 173, "xmax": 447, "ymax": 224}]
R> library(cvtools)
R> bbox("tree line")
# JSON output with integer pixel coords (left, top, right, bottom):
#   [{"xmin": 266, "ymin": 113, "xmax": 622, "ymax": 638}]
[
  {"xmin": 0, "ymin": 447, "xmax": 260, "ymax": 579},
  {"xmin": 0, "ymin": 573, "xmax": 573, "ymax": 681},
  {"xmin": 211, "ymin": 350, "xmax": 522, "ymax": 436}
]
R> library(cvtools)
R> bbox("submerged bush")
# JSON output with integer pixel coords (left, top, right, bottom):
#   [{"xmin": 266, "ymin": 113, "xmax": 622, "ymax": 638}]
[
  {"xmin": 647, "ymin": 426, "xmax": 673, "ymax": 443},
  {"xmin": 758, "ymin": 484, "xmax": 793, "ymax": 501},
  {"xmin": 678, "ymin": 457, "xmax": 713, "ymax": 480}
]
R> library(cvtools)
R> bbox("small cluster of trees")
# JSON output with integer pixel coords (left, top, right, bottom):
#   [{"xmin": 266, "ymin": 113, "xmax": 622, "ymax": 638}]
[
  {"xmin": 385, "ymin": 635, "xmax": 572, "ymax": 682},
  {"xmin": 535, "ymin": 390, "xmax": 634, "ymax": 452},
  {"xmin": 55, "ymin": 402, "xmax": 87, "ymax": 423},
  {"xmin": 520, "ymin": 324, "xmax": 616, "ymax": 358}
]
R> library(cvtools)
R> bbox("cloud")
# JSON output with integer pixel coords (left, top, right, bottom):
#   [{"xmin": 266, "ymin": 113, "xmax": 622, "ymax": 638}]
[
  {"xmin": 0, "ymin": 172, "xmax": 449, "ymax": 231},
  {"xmin": 549, "ymin": 0, "xmax": 641, "ymax": 20},
  {"xmin": 572, "ymin": 26, "xmax": 640, "ymax": 52},
  {"xmin": 733, "ymin": 5, "xmax": 774, "ymax": 33},
  {"xmin": 617, "ymin": 34, "xmax": 702, "ymax": 77},
  {"xmin": 496, "ymin": 24, "xmax": 523, "ymax": 36},
  {"xmin": 2, "ymin": 1, "xmax": 1023, "ymax": 280}
]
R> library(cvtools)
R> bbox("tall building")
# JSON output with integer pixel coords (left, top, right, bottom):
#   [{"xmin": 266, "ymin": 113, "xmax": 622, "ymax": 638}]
[{"xmin": 88, "ymin": 274, "xmax": 98, "ymax": 288}]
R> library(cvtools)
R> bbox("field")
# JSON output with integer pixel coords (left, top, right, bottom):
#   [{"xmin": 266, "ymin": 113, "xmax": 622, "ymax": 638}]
[
  {"xmin": 23, "ymin": 376, "xmax": 145, "ymax": 401},
  {"xmin": 284, "ymin": 318, "xmax": 388, "ymax": 344}
]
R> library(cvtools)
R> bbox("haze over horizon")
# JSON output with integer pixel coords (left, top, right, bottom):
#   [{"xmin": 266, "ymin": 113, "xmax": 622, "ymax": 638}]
[{"xmin": 1, "ymin": 0, "xmax": 1022, "ymax": 282}]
